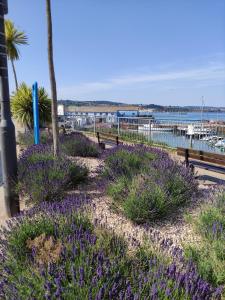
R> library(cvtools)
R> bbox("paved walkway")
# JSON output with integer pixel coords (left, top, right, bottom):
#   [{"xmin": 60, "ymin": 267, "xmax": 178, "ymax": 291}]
[{"xmin": 169, "ymin": 152, "xmax": 225, "ymax": 188}]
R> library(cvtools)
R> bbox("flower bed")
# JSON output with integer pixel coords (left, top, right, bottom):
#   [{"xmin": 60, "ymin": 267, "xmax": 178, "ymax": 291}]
[
  {"xmin": 60, "ymin": 132, "xmax": 101, "ymax": 158},
  {"xmin": 17, "ymin": 144, "xmax": 88, "ymax": 205},
  {"xmin": 17, "ymin": 130, "xmax": 52, "ymax": 147},
  {"xmin": 185, "ymin": 190, "xmax": 225, "ymax": 287},
  {"xmin": 0, "ymin": 195, "xmax": 221, "ymax": 299},
  {"xmin": 102, "ymin": 145, "xmax": 198, "ymax": 223}
]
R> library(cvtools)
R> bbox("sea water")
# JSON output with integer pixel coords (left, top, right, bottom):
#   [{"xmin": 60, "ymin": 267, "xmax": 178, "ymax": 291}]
[
  {"xmin": 152, "ymin": 112, "xmax": 225, "ymax": 122},
  {"xmin": 146, "ymin": 112, "xmax": 225, "ymax": 154}
]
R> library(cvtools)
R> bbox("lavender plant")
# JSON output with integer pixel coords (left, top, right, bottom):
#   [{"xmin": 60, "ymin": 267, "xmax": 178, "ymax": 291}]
[
  {"xmin": 17, "ymin": 130, "xmax": 53, "ymax": 146},
  {"xmin": 185, "ymin": 190, "xmax": 225, "ymax": 287},
  {"xmin": 102, "ymin": 145, "xmax": 198, "ymax": 222},
  {"xmin": 101, "ymin": 144, "xmax": 164, "ymax": 180},
  {"xmin": 0, "ymin": 195, "xmax": 222, "ymax": 299},
  {"xmin": 60, "ymin": 132, "xmax": 101, "ymax": 157},
  {"xmin": 17, "ymin": 144, "xmax": 88, "ymax": 205}
]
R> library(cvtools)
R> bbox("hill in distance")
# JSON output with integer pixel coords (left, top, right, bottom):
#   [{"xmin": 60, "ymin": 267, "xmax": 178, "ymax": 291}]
[
  {"xmin": 58, "ymin": 100, "xmax": 126, "ymax": 106},
  {"xmin": 57, "ymin": 100, "xmax": 224, "ymax": 112}
]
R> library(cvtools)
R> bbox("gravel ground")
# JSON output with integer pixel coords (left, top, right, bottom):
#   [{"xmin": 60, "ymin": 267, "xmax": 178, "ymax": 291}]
[
  {"xmin": 73, "ymin": 154, "xmax": 212, "ymax": 259},
  {"xmin": 2, "ymin": 137, "xmax": 225, "ymax": 260}
]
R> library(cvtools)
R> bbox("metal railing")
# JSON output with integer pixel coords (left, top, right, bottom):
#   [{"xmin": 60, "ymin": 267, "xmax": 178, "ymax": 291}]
[{"xmin": 62, "ymin": 115, "xmax": 225, "ymax": 154}]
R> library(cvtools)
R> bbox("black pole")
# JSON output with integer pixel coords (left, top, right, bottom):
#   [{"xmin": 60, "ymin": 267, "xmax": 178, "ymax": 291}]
[{"xmin": 0, "ymin": 0, "xmax": 19, "ymax": 216}]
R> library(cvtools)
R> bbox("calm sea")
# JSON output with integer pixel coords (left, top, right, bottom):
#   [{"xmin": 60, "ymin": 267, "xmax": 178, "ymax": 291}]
[
  {"xmin": 142, "ymin": 111, "xmax": 225, "ymax": 154},
  {"xmin": 152, "ymin": 112, "xmax": 225, "ymax": 122}
]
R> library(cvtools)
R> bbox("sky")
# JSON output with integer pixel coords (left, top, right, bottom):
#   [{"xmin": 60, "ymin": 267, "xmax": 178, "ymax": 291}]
[{"xmin": 7, "ymin": 0, "xmax": 225, "ymax": 106}]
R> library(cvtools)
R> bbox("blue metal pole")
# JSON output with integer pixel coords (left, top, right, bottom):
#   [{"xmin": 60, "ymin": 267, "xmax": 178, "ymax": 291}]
[{"xmin": 32, "ymin": 82, "xmax": 40, "ymax": 144}]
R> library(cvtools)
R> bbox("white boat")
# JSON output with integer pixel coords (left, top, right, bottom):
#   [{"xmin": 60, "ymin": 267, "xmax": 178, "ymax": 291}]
[
  {"xmin": 187, "ymin": 124, "xmax": 213, "ymax": 136},
  {"xmin": 207, "ymin": 136, "xmax": 223, "ymax": 145},
  {"xmin": 200, "ymin": 136, "xmax": 211, "ymax": 141},
  {"xmin": 138, "ymin": 124, "xmax": 173, "ymax": 132},
  {"xmin": 215, "ymin": 139, "xmax": 225, "ymax": 147}
]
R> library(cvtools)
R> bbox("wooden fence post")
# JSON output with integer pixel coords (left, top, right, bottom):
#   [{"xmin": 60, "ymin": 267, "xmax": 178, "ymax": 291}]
[{"xmin": 185, "ymin": 149, "xmax": 189, "ymax": 167}]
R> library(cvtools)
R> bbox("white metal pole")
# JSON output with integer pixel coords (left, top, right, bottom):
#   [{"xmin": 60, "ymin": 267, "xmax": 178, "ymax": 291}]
[{"xmin": 93, "ymin": 115, "xmax": 96, "ymax": 134}]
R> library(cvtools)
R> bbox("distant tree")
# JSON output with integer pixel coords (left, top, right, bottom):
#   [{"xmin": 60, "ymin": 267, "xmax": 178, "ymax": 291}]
[
  {"xmin": 46, "ymin": 0, "xmax": 59, "ymax": 156},
  {"xmin": 11, "ymin": 83, "xmax": 51, "ymax": 130},
  {"xmin": 4, "ymin": 19, "xmax": 28, "ymax": 90}
]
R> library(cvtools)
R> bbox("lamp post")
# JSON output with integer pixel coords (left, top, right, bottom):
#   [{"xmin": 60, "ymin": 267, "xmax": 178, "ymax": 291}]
[{"xmin": 0, "ymin": 0, "xmax": 19, "ymax": 216}]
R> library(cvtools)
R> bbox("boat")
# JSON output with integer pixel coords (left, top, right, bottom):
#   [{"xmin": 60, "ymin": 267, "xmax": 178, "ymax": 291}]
[
  {"xmin": 215, "ymin": 139, "xmax": 225, "ymax": 147},
  {"xmin": 138, "ymin": 123, "xmax": 173, "ymax": 132},
  {"xmin": 186, "ymin": 124, "xmax": 213, "ymax": 136},
  {"xmin": 200, "ymin": 136, "xmax": 212, "ymax": 141},
  {"xmin": 207, "ymin": 136, "xmax": 224, "ymax": 145}
]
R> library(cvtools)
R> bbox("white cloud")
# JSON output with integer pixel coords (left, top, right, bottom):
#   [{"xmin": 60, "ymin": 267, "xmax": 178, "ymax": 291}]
[{"xmin": 58, "ymin": 61, "xmax": 225, "ymax": 98}]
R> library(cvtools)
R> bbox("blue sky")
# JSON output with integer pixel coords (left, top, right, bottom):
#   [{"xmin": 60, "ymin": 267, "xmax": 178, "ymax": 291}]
[{"xmin": 7, "ymin": 0, "xmax": 225, "ymax": 106}]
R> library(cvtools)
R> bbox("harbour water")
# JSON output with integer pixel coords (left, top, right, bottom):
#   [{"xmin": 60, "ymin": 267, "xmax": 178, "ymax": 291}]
[
  {"xmin": 152, "ymin": 111, "xmax": 225, "ymax": 122},
  {"xmin": 144, "ymin": 131, "xmax": 224, "ymax": 154},
  {"xmin": 142, "ymin": 112, "xmax": 225, "ymax": 154}
]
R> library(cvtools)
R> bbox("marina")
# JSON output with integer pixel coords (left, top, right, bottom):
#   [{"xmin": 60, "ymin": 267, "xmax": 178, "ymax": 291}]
[
  {"xmin": 59, "ymin": 109, "xmax": 225, "ymax": 154},
  {"xmin": 134, "ymin": 112, "xmax": 225, "ymax": 153},
  {"xmin": 138, "ymin": 119, "xmax": 225, "ymax": 153}
]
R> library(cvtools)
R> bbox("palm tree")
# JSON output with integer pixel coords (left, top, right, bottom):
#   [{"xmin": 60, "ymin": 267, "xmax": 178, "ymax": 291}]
[
  {"xmin": 11, "ymin": 83, "xmax": 51, "ymax": 130},
  {"xmin": 4, "ymin": 19, "xmax": 28, "ymax": 91},
  {"xmin": 46, "ymin": 0, "xmax": 59, "ymax": 156}
]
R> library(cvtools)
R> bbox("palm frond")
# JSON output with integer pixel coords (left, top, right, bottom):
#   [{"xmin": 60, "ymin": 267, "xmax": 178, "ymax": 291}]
[
  {"xmin": 4, "ymin": 19, "xmax": 28, "ymax": 61},
  {"xmin": 11, "ymin": 83, "xmax": 51, "ymax": 129}
]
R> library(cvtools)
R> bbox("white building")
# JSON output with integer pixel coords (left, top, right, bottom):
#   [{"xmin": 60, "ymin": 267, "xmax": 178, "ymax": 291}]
[{"xmin": 57, "ymin": 104, "xmax": 142, "ymax": 125}]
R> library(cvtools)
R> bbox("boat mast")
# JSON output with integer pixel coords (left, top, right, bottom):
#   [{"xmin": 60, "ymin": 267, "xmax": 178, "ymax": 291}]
[{"xmin": 201, "ymin": 96, "xmax": 204, "ymax": 130}]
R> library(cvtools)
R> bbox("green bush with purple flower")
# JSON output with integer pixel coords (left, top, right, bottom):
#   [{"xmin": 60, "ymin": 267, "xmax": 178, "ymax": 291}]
[
  {"xmin": 185, "ymin": 191, "xmax": 225, "ymax": 286},
  {"xmin": 103, "ymin": 145, "xmax": 198, "ymax": 223},
  {"xmin": 60, "ymin": 132, "xmax": 101, "ymax": 157},
  {"xmin": 0, "ymin": 195, "xmax": 221, "ymax": 299},
  {"xmin": 17, "ymin": 144, "xmax": 88, "ymax": 205},
  {"xmin": 17, "ymin": 130, "xmax": 52, "ymax": 147}
]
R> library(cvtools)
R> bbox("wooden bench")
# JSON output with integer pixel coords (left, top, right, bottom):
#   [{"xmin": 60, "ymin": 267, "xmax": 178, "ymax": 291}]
[
  {"xmin": 177, "ymin": 147, "xmax": 225, "ymax": 174},
  {"xmin": 96, "ymin": 132, "xmax": 120, "ymax": 149}
]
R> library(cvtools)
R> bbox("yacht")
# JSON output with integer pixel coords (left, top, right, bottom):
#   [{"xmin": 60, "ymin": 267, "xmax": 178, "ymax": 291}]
[
  {"xmin": 215, "ymin": 139, "xmax": 225, "ymax": 147},
  {"xmin": 138, "ymin": 123, "xmax": 173, "ymax": 132}
]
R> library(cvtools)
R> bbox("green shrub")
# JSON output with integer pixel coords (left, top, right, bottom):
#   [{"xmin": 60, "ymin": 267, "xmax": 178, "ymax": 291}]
[
  {"xmin": 109, "ymin": 169, "xmax": 196, "ymax": 223},
  {"xmin": 17, "ymin": 131, "xmax": 52, "ymax": 146},
  {"xmin": 185, "ymin": 241, "xmax": 225, "ymax": 286},
  {"xmin": 184, "ymin": 191, "xmax": 225, "ymax": 286},
  {"xmin": 104, "ymin": 149, "xmax": 143, "ymax": 178},
  {"xmin": 0, "ymin": 198, "xmax": 217, "ymax": 299},
  {"xmin": 18, "ymin": 145, "xmax": 88, "ymax": 205},
  {"xmin": 107, "ymin": 176, "xmax": 129, "ymax": 204},
  {"xmin": 11, "ymin": 83, "xmax": 51, "ymax": 130},
  {"xmin": 103, "ymin": 147, "xmax": 156, "ymax": 180},
  {"xmin": 123, "ymin": 175, "xmax": 167, "ymax": 223},
  {"xmin": 61, "ymin": 132, "xmax": 100, "ymax": 157},
  {"xmin": 68, "ymin": 163, "xmax": 89, "ymax": 188},
  {"xmin": 104, "ymin": 145, "xmax": 197, "ymax": 223}
]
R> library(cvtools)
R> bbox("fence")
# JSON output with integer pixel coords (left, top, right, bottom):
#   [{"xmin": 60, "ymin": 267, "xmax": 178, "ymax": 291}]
[{"xmin": 63, "ymin": 115, "xmax": 225, "ymax": 154}]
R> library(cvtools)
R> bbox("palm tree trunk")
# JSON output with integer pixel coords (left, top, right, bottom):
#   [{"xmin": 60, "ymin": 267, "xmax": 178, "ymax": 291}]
[
  {"xmin": 11, "ymin": 59, "xmax": 18, "ymax": 90},
  {"xmin": 46, "ymin": 0, "xmax": 59, "ymax": 156}
]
